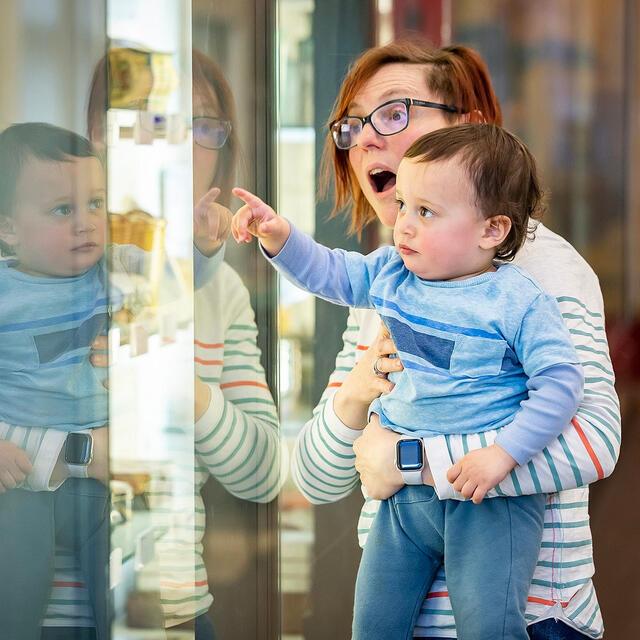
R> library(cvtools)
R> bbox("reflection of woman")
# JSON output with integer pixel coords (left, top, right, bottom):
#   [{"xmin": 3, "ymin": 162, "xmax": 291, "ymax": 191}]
[
  {"xmin": 292, "ymin": 41, "xmax": 620, "ymax": 640},
  {"xmin": 20, "ymin": 49, "xmax": 285, "ymax": 640}
]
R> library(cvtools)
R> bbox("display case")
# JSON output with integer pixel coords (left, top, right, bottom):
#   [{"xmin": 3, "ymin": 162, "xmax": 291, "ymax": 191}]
[{"xmin": 0, "ymin": 1, "xmax": 279, "ymax": 639}]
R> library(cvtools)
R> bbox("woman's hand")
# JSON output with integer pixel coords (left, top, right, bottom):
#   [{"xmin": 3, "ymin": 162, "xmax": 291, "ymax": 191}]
[
  {"xmin": 193, "ymin": 186, "xmax": 233, "ymax": 257},
  {"xmin": 333, "ymin": 324, "xmax": 402, "ymax": 429},
  {"xmin": 89, "ymin": 335, "xmax": 108, "ymax": 382},
  {"xmin": 353, "ymin": 415, "xmax": 404, "ymax": 499},
  {"xmin": 354, "ymin": 415, "xmax": 435, "ymax": 500},
  {"xmin": 0, "ymin": 441, "xmax": 33, "ymax": 492},
  {"xmin": 87, "ymin": 426, "xmax": 109, "ymax": 484}
]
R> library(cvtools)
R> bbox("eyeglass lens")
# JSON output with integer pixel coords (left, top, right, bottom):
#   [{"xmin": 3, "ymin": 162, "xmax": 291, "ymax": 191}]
[
  {"xmin": 332, "ymin": 101, "xmax": 409, "ymax": 149},
  {"xmin": 193, "ymin": 117, "xmax": 230, "ymax": 149}
]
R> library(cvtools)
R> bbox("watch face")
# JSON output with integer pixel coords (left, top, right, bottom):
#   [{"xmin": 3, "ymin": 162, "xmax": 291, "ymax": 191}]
[
  {"xmin": 397, "ymin": 439, "xmax": 423, "ymax": 471},
  {"xmin": 65, "ymin": 433, "xmax": 92, "ymax": 465}
]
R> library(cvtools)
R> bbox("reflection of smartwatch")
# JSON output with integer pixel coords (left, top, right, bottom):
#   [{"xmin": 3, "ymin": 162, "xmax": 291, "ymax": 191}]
[
  {"xmin": 396, "ymin": 438, "xmax": 424, "ymax": 485},
  {"xmin": 65, "ymin": 431, "xmax": 94, "ymax": 478}
]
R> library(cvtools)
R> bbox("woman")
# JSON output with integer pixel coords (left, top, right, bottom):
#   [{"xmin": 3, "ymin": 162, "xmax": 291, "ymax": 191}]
[
  {"xmin": 291, "ymin": 41, "xmax": 620, "ymax": 639},
  {"xmin": 0, "ymin": 49, "xmax": 285, "ymax": 640}
]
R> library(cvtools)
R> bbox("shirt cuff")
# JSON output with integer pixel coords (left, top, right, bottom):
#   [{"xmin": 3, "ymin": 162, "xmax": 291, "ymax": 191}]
[
  {"xmin": 194, "ymin": 242, "xmax": 225, "ymax": 289},
  {"xmin": 260, "ymin": 219, "xmax": 297, "ymax": 262},
  {"xmin": 195, "ymin": 384, "xmax": 226, "ymax": 444},
  {"xmin": 325, "ymin": 391, "xmax": 364, "ymax": 444},
  {"xmin": 423, "ymin": 435, "xmax": 460, "ymax": 500},
  {"xmin": 30, "ymin": 430, "xmax": 67, "ymax": 491}
]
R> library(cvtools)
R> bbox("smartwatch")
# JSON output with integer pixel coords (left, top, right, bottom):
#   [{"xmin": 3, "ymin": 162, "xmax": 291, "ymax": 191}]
[
  {"xmin": 395, "ymin": 437, "xmax": 424, "ymax": 485},
  {"xmin": 64, "ymin": 431, "xmax": 94, "ymax": 478}
]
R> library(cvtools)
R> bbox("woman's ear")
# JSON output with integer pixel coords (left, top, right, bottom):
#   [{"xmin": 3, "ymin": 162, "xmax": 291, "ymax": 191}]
[
  {"xmin": 479, "ymin": 215, "xmax": 511, "ymax": 250},
  {"xmin": 460, "ymin": 110, "xmax": 485, "ymax": 124}
]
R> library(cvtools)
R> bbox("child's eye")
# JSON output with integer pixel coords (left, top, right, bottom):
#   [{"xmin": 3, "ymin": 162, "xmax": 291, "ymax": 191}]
[
  {"xmin": 419, "ymin": 207, "xmax": 435, "ymax": 218},
  {"xmin": 51, "ymin": 204, "xmax": 73, "ymax": 217},
  {"xmin": 89, "ymin": 198, "xmax": 105, "ymax": 212},
  {"xmin": 395, "ymin": 198, "xmax": 406, "ymax": 212}
]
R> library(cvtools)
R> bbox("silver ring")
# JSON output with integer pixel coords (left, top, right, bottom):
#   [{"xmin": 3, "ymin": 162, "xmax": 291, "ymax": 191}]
[{"xmin": 373, "ymin": 356, "xmax": 386, "ymax": 378}]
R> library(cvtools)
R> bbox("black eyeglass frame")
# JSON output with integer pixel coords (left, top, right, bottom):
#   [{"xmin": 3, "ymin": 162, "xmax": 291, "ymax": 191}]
[
  {"xmin": 192, "ymin": 116, "xmax": 233, "ymax": 150},
  {"xmin": 330, "ymin": 98, "xmax": 460, "ymax": 150}
]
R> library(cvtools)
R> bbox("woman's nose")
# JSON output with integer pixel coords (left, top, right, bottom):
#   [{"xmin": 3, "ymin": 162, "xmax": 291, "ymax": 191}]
[{"xmin": 356, "ymin": 121, "xmax": 383, "ymax": 150}]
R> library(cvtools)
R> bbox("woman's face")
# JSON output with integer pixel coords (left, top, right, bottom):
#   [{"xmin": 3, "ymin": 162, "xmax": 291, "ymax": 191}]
[
  {"xmin": 192, "ymin": 92, "xmax": 220, "ymax": 203},
  {"xmin": 347, "ymin": 63, "xmax": 457, "ymax": 228}
]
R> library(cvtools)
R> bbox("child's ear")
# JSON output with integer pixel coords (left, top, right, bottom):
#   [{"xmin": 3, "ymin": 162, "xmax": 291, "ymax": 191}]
[
  {"xmin": 0, "ymin": 216, "xmax": 18, "ymax": 248},
  {"xmin": 479, "ymin": 215, "xmax": 511, "ymax": 250}
]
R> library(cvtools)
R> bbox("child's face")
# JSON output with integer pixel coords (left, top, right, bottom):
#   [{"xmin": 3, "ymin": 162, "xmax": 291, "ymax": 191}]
[
  {"xmin": 1, "ymin": 155, "xmax": 106, "ymax": 277},
  {"xmin": 393, "ymin": 157, "xmax": 494, "ymax": 280}
]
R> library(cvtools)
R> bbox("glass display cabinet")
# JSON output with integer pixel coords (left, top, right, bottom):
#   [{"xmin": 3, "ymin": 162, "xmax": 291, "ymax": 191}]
[{"xmin": 0, "ymin": 1, "xmax": 278, "ymax": 639}]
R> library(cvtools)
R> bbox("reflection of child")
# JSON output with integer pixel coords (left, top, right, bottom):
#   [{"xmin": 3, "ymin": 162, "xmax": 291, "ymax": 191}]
[
  {"xmin": 0, "ymin": 122, "xmax": 226, "ymax": 640},
  {"xmin": 232, "ymin": 124, "xmax": 584, "ymax": 639}
]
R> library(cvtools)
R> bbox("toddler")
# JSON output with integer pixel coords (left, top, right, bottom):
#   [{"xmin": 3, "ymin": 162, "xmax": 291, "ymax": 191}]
[{"xmin": 231, "ymin": 123, "xmax": 584, "ymax": 640}]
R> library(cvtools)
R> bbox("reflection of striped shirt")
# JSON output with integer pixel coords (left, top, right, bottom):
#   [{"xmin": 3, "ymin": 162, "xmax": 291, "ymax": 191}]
[
  {"xmin": 291, "ymin": 223, "xmax": 620, "ymax": 639},
  {"xmin": 2, "ymin": 262, "xmax": 285, "ymax": 628}
]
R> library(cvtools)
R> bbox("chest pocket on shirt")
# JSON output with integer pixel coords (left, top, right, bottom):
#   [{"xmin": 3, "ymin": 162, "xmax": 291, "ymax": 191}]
[{"xmin": 450, "ymin": 334, "xmax": 508, "ymax": 378}]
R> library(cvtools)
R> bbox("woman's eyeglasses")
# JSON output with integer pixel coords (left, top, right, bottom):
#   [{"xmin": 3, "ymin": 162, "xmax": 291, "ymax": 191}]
[
  {"xmin": 330, "ymin": 98, "xmax": 459, "ymax": 150},
  {"xmin": 193, "ymin": 116, "xmax": 232, "ymax": 150}
]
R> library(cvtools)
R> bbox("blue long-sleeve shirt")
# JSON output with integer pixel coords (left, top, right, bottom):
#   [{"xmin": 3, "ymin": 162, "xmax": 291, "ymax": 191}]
[
  {"xmin": 0, "ymin": 245, "xmax": 221, "ymax": 431},
  {"xmin": 269, "ymin": 225, "xmax": 583, "ymax": 465}
]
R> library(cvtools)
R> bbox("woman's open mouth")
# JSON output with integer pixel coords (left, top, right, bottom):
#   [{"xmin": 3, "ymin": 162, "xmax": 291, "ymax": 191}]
[{"xmin": 368, "ymin": 168, "xmax": 396, "ymax": 194}]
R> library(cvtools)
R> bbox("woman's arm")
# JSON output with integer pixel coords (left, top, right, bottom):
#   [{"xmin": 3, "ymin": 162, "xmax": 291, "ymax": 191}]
[
  {"xmin": 431, "ymin": 294, "xmax": 620, "ymax": 498},
  {"xmin": 354, "ymin": 291, "xmax": 620, "ymax": 500},
  {"xmin": 291, "ymin": 310, "xmax": 399, "ymax": 503},
  {"xmin": 193, "ymin": 266, "xmax": 286, "ymax": 503}
]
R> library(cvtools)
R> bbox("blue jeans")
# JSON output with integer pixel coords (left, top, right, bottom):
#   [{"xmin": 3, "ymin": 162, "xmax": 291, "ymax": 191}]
[
  {"xmin": 0, "ymin": 478, "xmax": 110, "ymax": 640},
  {"xmin": 425, "ymin": 619, "xmax": 589, "ymax": 640},
  {"xmin": 527, "ymin": 619, "xmax": 590, "ymax": 640},
  {"xmin": 353, "ymin": 485, "xmax": 545, "ymax": 640}
]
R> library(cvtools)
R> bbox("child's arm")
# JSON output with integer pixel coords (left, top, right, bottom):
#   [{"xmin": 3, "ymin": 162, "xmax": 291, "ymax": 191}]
[
  {"xmin": 231, "ymin": 187, "xmax": 291, "ymax": 256},
  {"xmin": 232, "ymin": 188, "xmax": 393, "ymax": 309},
  {"xmin": 446, "ymin": 293, "xmax": 584, "ymax": 504}
]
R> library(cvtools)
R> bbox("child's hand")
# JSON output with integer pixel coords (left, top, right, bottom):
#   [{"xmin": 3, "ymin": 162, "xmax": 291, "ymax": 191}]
[
  {"xmin": 231, "ymin": 187, "xmax": 290, "ymax": 256},
  {"xmin": 0, "ymin": 441, "xmax": 33, "ymax": 492},
  {"xmin": 446, "ymin": 444, "xmax": 517, "ymax": 504},
  {"xmin": 193, "ymin": 187, "xmax": 232, "ymax": 257}
]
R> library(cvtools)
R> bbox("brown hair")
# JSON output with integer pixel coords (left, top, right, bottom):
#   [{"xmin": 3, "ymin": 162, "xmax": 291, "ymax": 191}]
[
  {"xmin": 405, "ymin": 123, "xmax": 544, "ymax": 261},
  {"xmin": 86, "ymin": 48, "xmax": 239, "ymax": 205},
  {"xmin": 191, "ymin": 49, "xmax": 239, "ymax": 205},
  {"xmin": 321, "ymin": 40, "xmax": 502, "ymax": 235}
]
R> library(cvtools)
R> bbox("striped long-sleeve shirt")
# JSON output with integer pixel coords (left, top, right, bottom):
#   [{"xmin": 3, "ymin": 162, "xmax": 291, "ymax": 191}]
[
  {"xmin": 2, "ymin": 261, "xmax": 286, "ymax": 629},
  {"xmin": 291, "ymin": 223, "xmax": 620, "ymax": 639}
]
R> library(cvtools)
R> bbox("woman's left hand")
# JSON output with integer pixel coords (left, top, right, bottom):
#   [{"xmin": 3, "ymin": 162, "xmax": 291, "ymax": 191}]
[
  {"xmin": 193, "ymin": 186, "xmax": 232, "ymax": 256},
  {"xmin": 353, "ymin": 415, "xmax": 405, "ymax": 500}
]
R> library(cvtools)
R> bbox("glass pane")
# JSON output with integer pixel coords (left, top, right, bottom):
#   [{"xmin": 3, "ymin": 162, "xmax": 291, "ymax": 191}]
[
  {"xmin": 105, "ymin": 1, "xmax": 197, "ymax": 638},
  {"xmin": 192, "ymin": 2, "xmax": 281, "ymax": 640}
]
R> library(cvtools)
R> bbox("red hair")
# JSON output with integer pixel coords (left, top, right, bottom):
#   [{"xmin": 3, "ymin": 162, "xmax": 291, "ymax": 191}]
[{"xmin": 321, "ymin": 40, "xmax": 502, "ymax": 235}]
